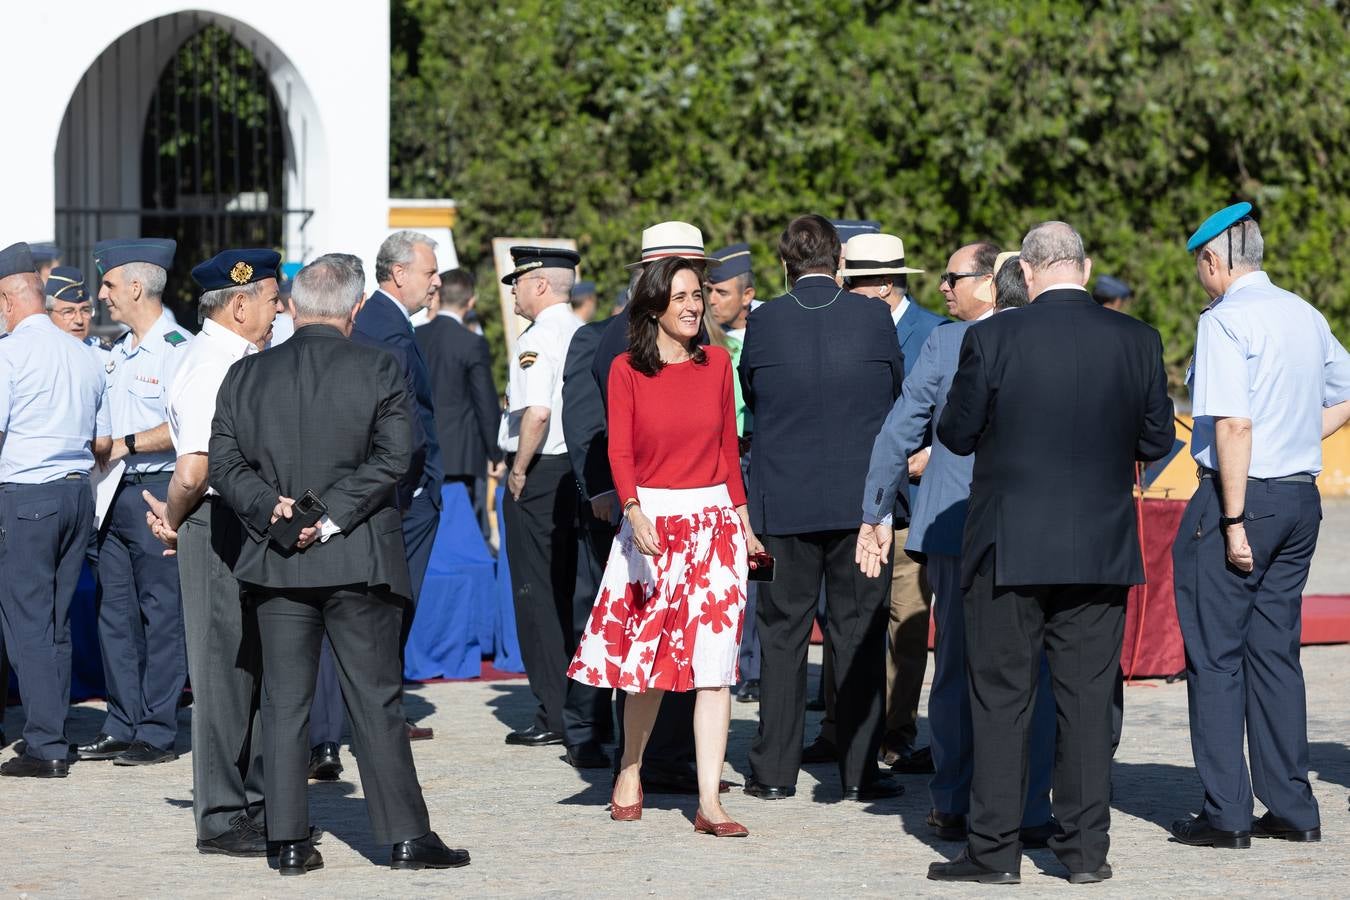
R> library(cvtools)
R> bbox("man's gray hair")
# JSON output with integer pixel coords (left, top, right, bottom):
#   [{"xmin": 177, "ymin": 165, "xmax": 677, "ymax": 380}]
[
  {"xmin": 542, "ymin": 267, "xmax": 575, "ymax": 297},
  {"xmin": 324, "ymin": 252, "xmax": 366, "ymax": 284},
  {"xmin": 122, "ymin": 261, "xmax": 167, "ymax": 298},
  {"xmin": 375, "ymin": 230, "xmax": 437, "ymax": 283},
  {"xmin": 291, "ymin": 254, "xmax": 365, "ymax": 320},
  {"xmin": 1020, "ymin": 222, "xmax": 1086, "ymax": 272},
  {"xmin": 198, "ymin": 280, "xmax": 265, "ymax": 317},
  {"xmin": 1203, "ymin": 218, "xmax": 1264, "ymax": 270}
]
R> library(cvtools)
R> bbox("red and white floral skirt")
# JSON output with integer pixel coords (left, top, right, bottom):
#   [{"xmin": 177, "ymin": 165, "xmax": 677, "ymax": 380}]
[{"xmin": 567, "ymin": 484, "xmax": 748, "ymax": 694}]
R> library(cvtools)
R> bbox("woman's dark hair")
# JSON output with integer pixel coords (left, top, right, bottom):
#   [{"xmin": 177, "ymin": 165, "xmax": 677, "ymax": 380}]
[
  {"xmin": 779, "ymin": 214, "xmax": 841, "ymax": 282},
  {"xmin": 625, "ymin": 256, "xmax": 708, "ymax": 376},
  {"xmin": 994, "ymin": 255, "xmax": 1029, "ymax": 308}
]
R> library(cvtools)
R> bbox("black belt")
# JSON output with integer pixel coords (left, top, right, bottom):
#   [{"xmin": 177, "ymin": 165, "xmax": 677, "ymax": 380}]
[
  {"xmin": 1197, "ymin": 467, "xmax": 1315, "ymax": 485},
  {"xmin": 122, "ymin": 470, "xmax": 173, "ymax": 484}
]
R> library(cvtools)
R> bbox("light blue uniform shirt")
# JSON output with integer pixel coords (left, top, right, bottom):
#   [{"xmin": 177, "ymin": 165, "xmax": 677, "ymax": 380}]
[
  {"xmin": 104, "ymin": 309, "xmax": 192, "ymax": 474},
  {"xmin": 1188, "ymin": 271, "xmax": 1350, "ymax": 478},
  {"xmin": 0, "ymin": 313, "xmax": 106, "ymax": 483},
  {"xmin": 84, "ymin": 339, "xmax": 112, "ymax": 438}
]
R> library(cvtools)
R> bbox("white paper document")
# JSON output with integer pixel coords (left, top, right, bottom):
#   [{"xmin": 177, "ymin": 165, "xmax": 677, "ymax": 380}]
[{"xmin": 92, "ymin": 461, "xmax": 125, "ymax": 529}]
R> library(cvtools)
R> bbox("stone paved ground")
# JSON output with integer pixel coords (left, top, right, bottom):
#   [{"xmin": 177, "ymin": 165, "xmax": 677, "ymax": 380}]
[{"xmin": 3, "ymin": 640, "xmax": 1347, "ymax": 898}]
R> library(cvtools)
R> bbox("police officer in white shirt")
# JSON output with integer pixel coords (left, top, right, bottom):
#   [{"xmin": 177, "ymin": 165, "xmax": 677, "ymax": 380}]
[
  {"xmin": 1171, "ymin": 203, "xmax": 1350, "ymax": 849},
  {"xmin": 77, "ymin": 238, "xmax": 193, "ymax": 767},
  {"xmin": 498, "ymin": 246, "xmax": 585, "ymax": 747},
  {"xmin": 0, "ymin": 243, "xmax": 107, "ymax": 777},
  {"xmin": 143, "ymin": 249, "xmax": 282, "ymax": 853}
]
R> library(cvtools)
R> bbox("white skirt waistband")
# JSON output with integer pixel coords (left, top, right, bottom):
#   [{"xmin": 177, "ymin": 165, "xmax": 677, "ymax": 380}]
[{"xmin": 635, "ymin": 484, "xmax": 733, "ymax": 517}]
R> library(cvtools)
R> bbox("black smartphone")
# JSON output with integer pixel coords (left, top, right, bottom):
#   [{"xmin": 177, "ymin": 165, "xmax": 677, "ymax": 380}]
[
  {"xmin": 268, "ymin": 490, "xmax": 328, "ymax": 549},
  {"xmin": 748, "ymin": 551, "xmax": 775, "ymax": 583}
]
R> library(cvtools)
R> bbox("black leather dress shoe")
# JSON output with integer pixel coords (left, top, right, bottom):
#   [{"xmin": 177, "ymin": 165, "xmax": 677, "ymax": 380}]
[
  {"xmin": 113, "ymin": 741, "xmax": 178, "ymax": 766},
  {"xmin": 504, "ymin": 726, "xmax": 564, "ymax": 747},
  {"xmin": 0, "ymin": 753, "xmax": 69, "ymax": 778},
  {"xmin": 1019, "ymin": 819, "xmax": 1059, "ymax": 849},
  {"xmin": 743, "ymin": 778, "xmax": 795, "ymax": 800},
  {"xmin": 391, "ymin": 831, "xmax": 471, "ymax": 870},
  {"xmin": 889, "ymin": 745, "xmax": 935, "ymax": 774},
  {"xmin": 308, "ymin": 742, "xmax": 343, "ymax": 781},
  {"xmin": 843, "ymin": 775, "xmax": 904, "ymax": 802},
  {"xmin": 277, "ymin": 841, "xmax": 323, "ymax": 876},
  {"xmin": 927, "ymin": 849, "xmax": 1020, "ymax": 884},
  {"xmin": 561, "ymin": 742, "xmax": 611, "ymax": 769},
  {"xmin": 76, "ymin": 733, "xmax": 132, "ymax": 761},
  {"xmin": 800, "ymin": 736, "xmax": 838, "ymax": 765},
  {"xmin": 1067, "ymin": 863, "xmax": 1113, "ymax": 884},
  {"xmin": 927, "ymin": 808, "xmax": 968, "ymax": 841},
  {"xmin": 198, "ymin": 815, "xmax": 268, "ymax": 857},
  {"xmin": 736, "ymin": 679, "xmax": 760, "ymax": 703},
  {"xmin": 1170, "ymin": 815, "xmax": 1251, "ymax": 849},
  {"xmin": 1252, "ymin": 811, "xmax": 1321, "ymax": 842}
]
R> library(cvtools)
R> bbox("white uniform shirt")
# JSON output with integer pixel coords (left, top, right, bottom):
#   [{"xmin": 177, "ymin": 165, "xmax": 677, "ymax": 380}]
[
  {"xmin": 498, "ymin": 301, "xmax": 582, "ymax": 456},
  {"xmin": 167, "ymin": 317, "xmax": 258, "ymax": 495},
  {"xmin": 105, "ymin": 309, "xmax": 192, "ymax": 474}
]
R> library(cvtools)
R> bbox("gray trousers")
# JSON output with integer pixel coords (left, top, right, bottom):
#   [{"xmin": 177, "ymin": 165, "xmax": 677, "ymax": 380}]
[
  {"xmin": 256, "ymin": 585, "xmax": 430, "ymax": 844},
  {"xmin": 178, "ymin": 499, "xmax": 264, "ymax": 840}
]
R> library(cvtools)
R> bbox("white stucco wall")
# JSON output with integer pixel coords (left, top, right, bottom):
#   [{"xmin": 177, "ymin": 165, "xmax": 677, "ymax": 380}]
[{"xmin": 0, "ymin": 1, "xmax": 391, "ymax": 277}]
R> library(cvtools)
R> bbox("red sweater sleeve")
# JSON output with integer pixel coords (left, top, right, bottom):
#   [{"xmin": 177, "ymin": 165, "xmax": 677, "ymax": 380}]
[
  {"xmin": 607, "ymin": 357, "xmax": 639, "ymax": 504},
  {"xmin": 721, "ymin": 351, "xmax": 748, "ymax": 506}
]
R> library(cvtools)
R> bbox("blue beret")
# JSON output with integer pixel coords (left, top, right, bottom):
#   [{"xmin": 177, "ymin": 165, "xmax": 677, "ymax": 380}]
[
  {"xmin": 46, "ymin": 265, "xmax": 88, "ymax": 302},
  {"xmin": 571, "ymin": 280, "xmax": 597, "ymax": 299},
  {"xmin": 1186, "ymin": 202, "xmax": 1253, "ymax": 253},
  {"xmin": 0, "ymin": 242, "xmax": 37, "ymax": 279},
  {"xmin": 191, "ymin": 248, "xmax": 282, "ymax": 291},
  {"xmin": 707, "ymin": 243, "xmax": 752, "ymax": 284},
  {"xmin": 828, "ymin": 219, "xmax": 880, "ymax": 244},
  {"xmin": 29, "ymin": 241, "xmax": 61, "ymax": 263},
  {"xmin": 93, "ymin": 238, "xmax": 177, "ymax": 275},
  {"xmin": 1092, "ymin": 275, "xmax": 1132, "ymax": 301},
  {"xmin": 503, "ymin": 245, "xmax": 581, "ymax": 284}
]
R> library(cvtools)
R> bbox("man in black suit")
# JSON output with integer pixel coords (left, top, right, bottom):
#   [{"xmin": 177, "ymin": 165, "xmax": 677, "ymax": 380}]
[
  {"xmin": 209, "ymin": 254, "xmax": 468, "ymax": 876},
  {"xmin": 739, "ymin": 214, "xmax": 906, "ymax": 803},
  {"xmin": 415, "ymin": 268, "xmax": 503, "ymax": 545},
  {"xmin": 926, "ymin": 222, "xmax": 1174, "ymax": 885}
]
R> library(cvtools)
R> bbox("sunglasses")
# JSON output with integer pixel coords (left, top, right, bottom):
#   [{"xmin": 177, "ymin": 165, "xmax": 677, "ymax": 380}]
[{"xmin": 940, "ymin": 271, "xmax": 984, "ymax": 289}]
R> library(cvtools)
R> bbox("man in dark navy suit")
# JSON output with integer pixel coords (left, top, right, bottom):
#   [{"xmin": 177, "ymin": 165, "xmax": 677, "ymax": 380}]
[
  {"xmin": 353, "ymin": 231, "xmax": 445, "ymax": 742},
  {"xmin": 416, "ymin": 268, "xmax": 503, "ymax": 545},
  {"xmin": 739, "ymin": 214, "xmax": 905, "ymax": 803}
]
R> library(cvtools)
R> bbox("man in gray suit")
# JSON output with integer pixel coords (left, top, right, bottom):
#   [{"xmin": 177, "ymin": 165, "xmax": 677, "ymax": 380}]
[
  {"xmin": 856, "ymin": 243, "xmax": 1055, "ymax": 847},
  {"xmin": 209, "ymin": 255, "xmax": 468, "ymax": 876}
]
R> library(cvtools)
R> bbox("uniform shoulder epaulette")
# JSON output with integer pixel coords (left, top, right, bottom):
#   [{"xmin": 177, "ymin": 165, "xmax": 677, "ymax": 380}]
[
  {"xmin": 164, "ymin": 330, "xmax": 187, "ymax": 346},
  {"xmin": 98, "ymin": 338, "xmax": 113, "ymax": 351}
]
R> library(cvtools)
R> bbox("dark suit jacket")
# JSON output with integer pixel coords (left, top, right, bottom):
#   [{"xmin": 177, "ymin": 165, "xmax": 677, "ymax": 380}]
[
  {"xmin": 936, "ymin": 288, "xmax": 1175, "ymax": 588},
  {"xmin": 739, "ymin": 274, "xmax": 905, "ymax": 534},
  {"xmin": 353, "ymin": 290, "xmax": 443, "ymax": 509},
  {"xmin": 209, "ymin": 324, "xmax": 415, "ymax": 598},
  {"xmin": 415, "ymin": 313, "xmax": 502, "ymax": 479},
  {"xmin": 590, "ymin": 308, "xmax": 631, "ymax": 408},
  {"xmin": 563, "ymin": 318, "xmax": 613, "ymax": 499}
]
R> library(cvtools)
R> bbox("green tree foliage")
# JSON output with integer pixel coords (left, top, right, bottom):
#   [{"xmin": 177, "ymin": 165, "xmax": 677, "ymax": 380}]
[{"xmin": 390, "ymin": 0, "xmax": 1350, "ymax": 388}]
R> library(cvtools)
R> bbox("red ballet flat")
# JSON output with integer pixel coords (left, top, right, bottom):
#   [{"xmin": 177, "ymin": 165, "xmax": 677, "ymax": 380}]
[
  {"xmin": 610, "ymin": 784, "xmax": 643, "ymax": 821},
  {"xmin": 694, "ymin": 809, "xmax": 749, "ymax": 837}
]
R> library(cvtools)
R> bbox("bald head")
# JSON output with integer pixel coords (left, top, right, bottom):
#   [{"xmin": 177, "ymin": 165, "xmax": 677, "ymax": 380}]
[
  {"xmin": 1018, "ymin": 221, "xmax": 1092, "ymax": 300},
  {"xmin": 0, "ymin": 272, "xmax": 46, "ymax": 332}
]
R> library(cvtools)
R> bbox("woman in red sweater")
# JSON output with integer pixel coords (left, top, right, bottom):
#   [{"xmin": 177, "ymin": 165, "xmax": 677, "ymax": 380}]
[{"xmin": 568, "ymin": 256, "xmax": 763, "ymax": 837}]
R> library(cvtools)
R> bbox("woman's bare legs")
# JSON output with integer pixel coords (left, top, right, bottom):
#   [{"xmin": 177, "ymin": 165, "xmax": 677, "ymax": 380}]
[
  {"xmin": 694, "ymin": 686, "xmax": 734, "ymax": 822},
  {"xmin": 614, "ymin": 688, "xmax": 664, "ymax": 806}
]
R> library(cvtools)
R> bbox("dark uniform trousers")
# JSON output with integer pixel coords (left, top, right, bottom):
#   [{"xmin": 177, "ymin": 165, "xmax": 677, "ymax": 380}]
[
  {"xmin": 564, "ymin": 501, "xmax": 614, "ymax": 747},
  {"xmin": 1173, "ymin": 475, "xmax": 1321, "ymax": 832},
  {"xmin": 256, "ymin": 584, "xmax": 430, "ymax": 844},
  {"xmin": 96, "ymin": 472, "xmax": 186, "ymax": 749},
  {"xmin": 0, "ymin": 478, "xmax": 91, "ymax": 760},
  {"xmin": 502, "ymin": 452, "xmax": 593, "ymax": 735},
  {"xmin": 963, "ymin": 553, "xmax": 1125, "ymax": 876},
  {"xmin": 750, "ymin": 529, "xmax": 892, "ymax": 790},
  {"xmin": 178, "ymin": 497, "xmax": 264, "ymax": 840}
]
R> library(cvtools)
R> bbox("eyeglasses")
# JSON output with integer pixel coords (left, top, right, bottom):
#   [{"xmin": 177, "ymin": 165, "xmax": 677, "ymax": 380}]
[
  {"xmin": 52, "ymin": 305, "xmax": 94, "ymax": 319},
  {"xmin": 940, "ymin": 272, "xmax": 984, "ymax": 289}
]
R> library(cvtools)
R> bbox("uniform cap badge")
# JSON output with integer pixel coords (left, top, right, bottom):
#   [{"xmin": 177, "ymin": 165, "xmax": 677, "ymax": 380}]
[{"xmin": 230, "ymin": 261, "xmax": 254, "ymax": 284}]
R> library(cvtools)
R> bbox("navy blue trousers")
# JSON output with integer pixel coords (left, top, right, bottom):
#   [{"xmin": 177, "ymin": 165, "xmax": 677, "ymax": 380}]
[
  {"xmin": 1173, "ymin": 476, "xmax": 1321, "ymax": 831},
  {"xmin": 95, "ymin": 473, "xmax": 186, "ymax": 749},
  {"xmin": 0, "ymin": 479, "xmax": 91, "ymax": 760}
]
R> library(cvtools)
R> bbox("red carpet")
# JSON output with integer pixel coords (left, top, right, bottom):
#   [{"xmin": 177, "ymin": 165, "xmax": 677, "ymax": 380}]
[
  {"xmin": 1302, "ymin": 595, "xmax": 1350, "ymax": 644},
  {"xmin": 410, "ymin": 661, "xmax": 529, "ymax": 684}
]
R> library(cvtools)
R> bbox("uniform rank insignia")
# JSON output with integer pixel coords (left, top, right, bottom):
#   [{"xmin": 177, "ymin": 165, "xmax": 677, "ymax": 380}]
[
  {"xmin": 105, "ymin": 359, "xmax": 116, "ymax": 374},
  {"xmin": 519, "ymin": 350, "xmax": 539, "ymax": 369},
  {"xmin": 164, "ymin": 331, "xmax": 187, "ymax": 346}
]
